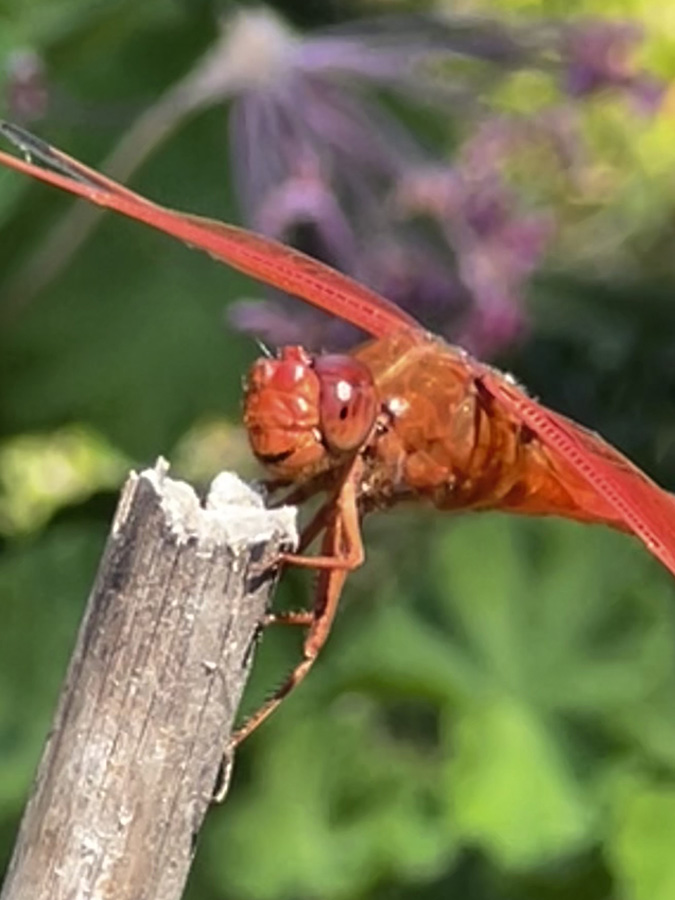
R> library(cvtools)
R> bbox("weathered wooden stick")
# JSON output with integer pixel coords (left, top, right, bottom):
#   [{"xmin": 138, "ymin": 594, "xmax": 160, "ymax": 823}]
[{"xmin": 0, "ymin": 460, "xmax": 297, "ymax": 900}]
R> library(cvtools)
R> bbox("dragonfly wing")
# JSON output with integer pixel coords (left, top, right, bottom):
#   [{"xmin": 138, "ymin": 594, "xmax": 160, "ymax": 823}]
[
  {"xmin": 481, "ymin": 369, "xmax": 675, "ymax": 577},
  {"xmin": 0, "ymin": 121, "xmax": 419, "ymax": 340}
]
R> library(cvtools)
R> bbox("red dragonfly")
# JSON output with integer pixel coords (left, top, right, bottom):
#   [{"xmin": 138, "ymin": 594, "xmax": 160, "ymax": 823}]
[{"xmin": 2, "ymin": 121, "xmax": 674, "ymax": 754}]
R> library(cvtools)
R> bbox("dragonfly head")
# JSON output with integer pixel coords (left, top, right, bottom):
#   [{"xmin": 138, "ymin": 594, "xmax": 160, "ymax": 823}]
[{"xmin": 244, "ymin": 346, "xmax": 378, "ymax": 480}]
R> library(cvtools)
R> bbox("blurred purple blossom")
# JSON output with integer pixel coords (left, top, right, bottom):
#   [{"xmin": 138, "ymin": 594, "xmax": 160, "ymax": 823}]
[
  {"xmin": 4, "ymin": 50, "xmax": 49, "ymax": 123},
  {"xmin": 392, "ymin": 159, "xmax": 553, "ymax": 357},
  {"xmin": 222, "ymin": 9, "xmax": 663, "ymax": 358},
  {"xmin": 561, "ymin": 20, "xmax": 665, "ymax": 112}
]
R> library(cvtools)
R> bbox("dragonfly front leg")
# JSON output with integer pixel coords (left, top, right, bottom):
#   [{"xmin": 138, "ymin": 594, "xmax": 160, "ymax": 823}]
[
  {"xmin": 214, "ymin": 460, "xmax": 364, "ymax": 800},
  {"xmin": 278, "ymin": 457, "xmax": 365, "ymax": 572},
  {"xmin": 263, "ymin": 610, "xmax": 315, "ymax": 627},
  {"xmin": 260, "ymin": 460, "xmax": 364, "ymax": 626},
  {"xmin": 214, "ymin": 518, "xmax": 351, "ymax": 801},
  {"xmin": 225, "ymin": 525, "xmax": 350, "ymax": 754}
]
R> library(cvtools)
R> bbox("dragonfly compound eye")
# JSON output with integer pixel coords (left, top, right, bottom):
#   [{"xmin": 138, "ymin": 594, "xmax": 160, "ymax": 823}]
[{"xmin": 314, "ymin": 355, "xmax": 378, "ymax": 453}]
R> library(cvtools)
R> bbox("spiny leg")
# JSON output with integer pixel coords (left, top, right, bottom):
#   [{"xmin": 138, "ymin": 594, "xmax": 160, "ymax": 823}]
[
  {"xmin": 263, "ymin": 610, "xmax": 314, "ymax": 627},
  {"xmin": 278, "ymin": 459, "xmax": 365, "ymax": 571},
  {"xmin": 214, "ymin": 523, "xmax": 349, "ymax": 801},
  {"xmin": 228, "ymin": 523, "xmax": 349, "ymax": 750},
  {"xmin": 214, "ymin": 461, "xmax": 364, "ymax": 801},
  {"xmin": 233, "ymin": 460, "xmax": 362, "ymax": 742},
  {"xmin": 260, "ymin": 486, "xmax": 359, "ymax": 628}
]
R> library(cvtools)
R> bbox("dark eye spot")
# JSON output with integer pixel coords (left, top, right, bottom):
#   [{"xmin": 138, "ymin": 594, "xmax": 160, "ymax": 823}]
[{"xmin": 339, "ymin": 407, "xmax": 348, "ymax": 420}]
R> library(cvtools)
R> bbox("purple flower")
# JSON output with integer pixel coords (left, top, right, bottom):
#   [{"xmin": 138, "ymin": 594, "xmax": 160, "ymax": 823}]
[
  {"xmin": 4, "ymin": 50, "xmax": 49, "ymax": 123},
  {"xmin": 562, "ymin": 20, "xmax": 665, "ymax": 113},
  {"xmin": 392, "ymin": 158, "xmax": 552, "ymax": 357},
  {"xmin": 223, "ymin": 9, "xmax": 542, "ymax": 357},
  {"xmin": 221, "ymin": 9, "xmax": 660, "ymax": 358}
]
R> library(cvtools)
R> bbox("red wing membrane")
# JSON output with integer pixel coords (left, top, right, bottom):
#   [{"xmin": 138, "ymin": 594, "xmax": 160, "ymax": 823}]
[
  {"xmin": 482, "ymin": 370, "xmax": 675, "ymax": 576},
  {"xmin": 0, "ymin": 121, "xmax": 418, "ymax": 340}
]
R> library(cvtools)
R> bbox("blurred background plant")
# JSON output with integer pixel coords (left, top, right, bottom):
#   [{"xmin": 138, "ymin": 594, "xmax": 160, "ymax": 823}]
[{"xmin": 2, "ymin": 1, "xmax": 675, "ymax": 899}]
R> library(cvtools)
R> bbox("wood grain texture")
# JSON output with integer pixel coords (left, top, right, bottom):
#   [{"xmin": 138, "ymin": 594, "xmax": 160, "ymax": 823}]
[{"xmin": 1, "ymin": 461, "xmax": 297, "ymax": 900}]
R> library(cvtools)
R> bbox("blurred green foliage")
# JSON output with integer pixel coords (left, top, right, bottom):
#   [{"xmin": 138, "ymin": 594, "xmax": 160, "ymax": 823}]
[{"xmin": 3, "ymin": 1, "xmax": 675, "ymax": 899}]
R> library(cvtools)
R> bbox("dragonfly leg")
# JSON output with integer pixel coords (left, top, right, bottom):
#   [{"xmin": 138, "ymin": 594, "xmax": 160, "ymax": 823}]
[
  {"xmin": 279, "ymin": 459, "xmax": 364, "ymax": 572},
  {"xmin": 214, "ymin": 552, "xmax": 348, "ymax": 801},
  {"xmin": 258, "ymin": 505, "xmax": 334, "ymax": 629},
  {"xmin": 224, "ymin": 521, "xmax": 349, "ymax": 758},
  {"xmin": 213, "ymin": 462, "xmax": 362, "ymax": 800},
  {"xmin": 263, "ymin": 610, "xmax": 314, "ymax": 627}
]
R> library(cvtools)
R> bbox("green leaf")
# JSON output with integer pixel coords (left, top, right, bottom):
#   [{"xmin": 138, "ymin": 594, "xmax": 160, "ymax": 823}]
[
  {"xmin": 0, "ymin": 521, "xmax": 105, "ymax": 808},
  {"xmin": 607, "ymin": 772, "xmax": 675, "ymax": 900},
  {"xmin": 445, "ymin": 695, "xmax": 595, "ymax": 867},
  {"xmin": 209, "ymin": 706, "xmax": 454, "ymax": 900},
  {"xmin": 431, "ymin": 515, "xmax": 672, "ymax": 718}
]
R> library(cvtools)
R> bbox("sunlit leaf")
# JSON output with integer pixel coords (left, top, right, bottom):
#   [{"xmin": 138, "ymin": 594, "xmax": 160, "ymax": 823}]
[
  {"xmin": 607, "ymin": 771, "xmax": 675, "ymax": 900},
  {"xmin": 445, "ymin": 695, "xmax": 595, "ymax": 866}
]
